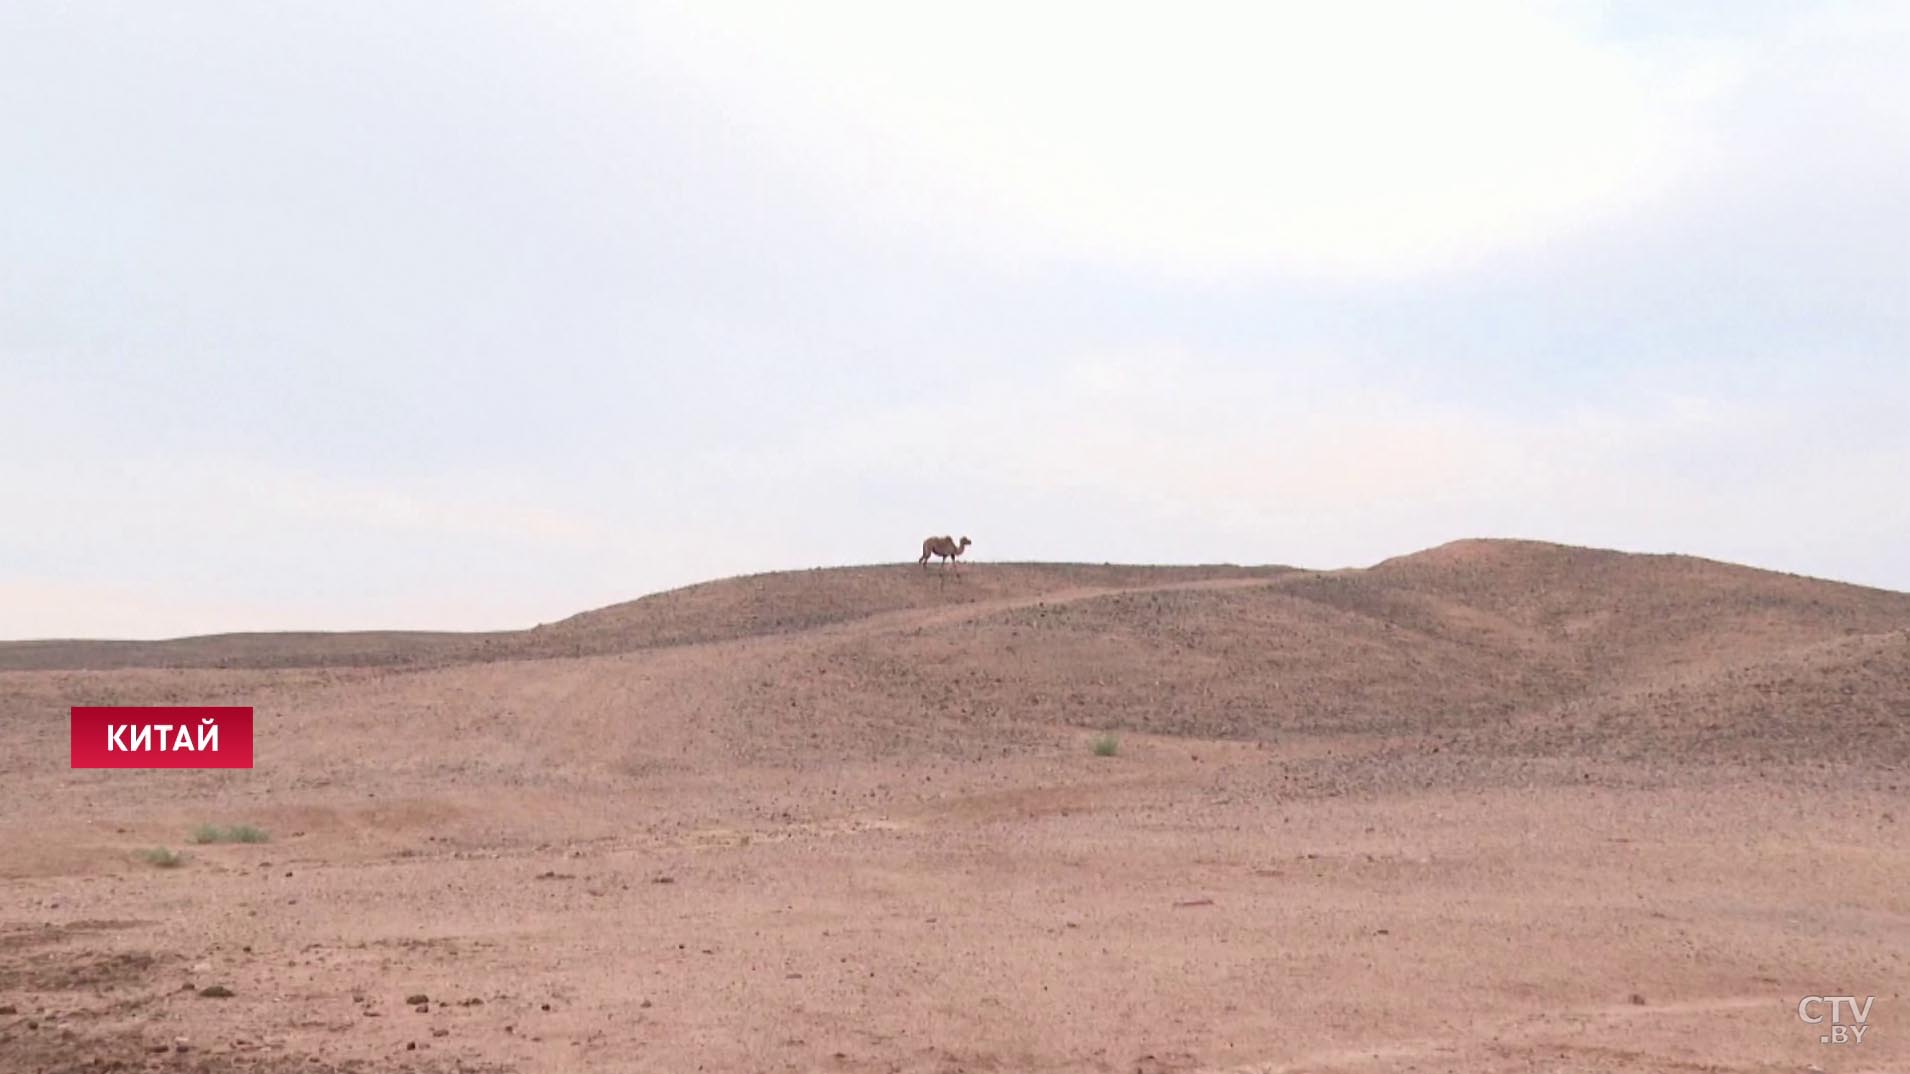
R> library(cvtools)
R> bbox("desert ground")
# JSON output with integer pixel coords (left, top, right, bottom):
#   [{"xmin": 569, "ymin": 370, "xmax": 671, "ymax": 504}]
[{"xmin": 1, "ymin": 539, "xmax": 1904, "ymax": 1074}]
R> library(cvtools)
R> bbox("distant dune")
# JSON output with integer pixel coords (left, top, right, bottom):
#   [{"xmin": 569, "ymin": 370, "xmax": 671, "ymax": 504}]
[
  {"xmin": 0, "ymin": 562, "xmax": 1289, "ymax": 670},
  {"xmin": 8, "ymin": 538, "xmax": 1907, "ymax": 775},
  {"xmin": 3, "ymin": 539, "xmax": 1905, "ymax": 1073},
  {"xmin": 10, "ymin": 540, "xmax": 1905, "ymax": 672}
]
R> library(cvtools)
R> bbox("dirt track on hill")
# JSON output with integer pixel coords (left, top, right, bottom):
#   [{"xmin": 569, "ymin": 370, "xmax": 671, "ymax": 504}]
[{"xmin": 2, "ymin": 541, "xmax": 1906, "ymax": 1073}]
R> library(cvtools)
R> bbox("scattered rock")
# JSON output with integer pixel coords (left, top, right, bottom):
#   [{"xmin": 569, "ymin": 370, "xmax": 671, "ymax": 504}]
[
  {"xmin": 404, "ymin": 993, "xmax": 429, "ymax": 1005},
  {"xmin": 1629, "ymin": 992, "xmax": 1647, "ymax": 1006},
  {"xmin": 197, "ymin": 985, "xmax": 235, "ymax": 999},
  {"xmin": 0, "ymin": 1005, "xmax": 14, "ymax": 1015},
  {"xmin": 1172, "ymin": 898, "xmax": 1215, "ymax": 908}
]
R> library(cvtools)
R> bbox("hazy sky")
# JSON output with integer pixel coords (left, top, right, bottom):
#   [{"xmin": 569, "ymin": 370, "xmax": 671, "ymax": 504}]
[{"xmin": 4, "ymin": 1, "xmax": 1907, "ymax": 638}]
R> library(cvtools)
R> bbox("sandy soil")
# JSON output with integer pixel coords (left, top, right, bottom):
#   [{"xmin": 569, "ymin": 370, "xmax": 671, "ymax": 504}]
[{"xmin": 1, "ymin": 540, "xmax": 1905, "ymax": 1073}]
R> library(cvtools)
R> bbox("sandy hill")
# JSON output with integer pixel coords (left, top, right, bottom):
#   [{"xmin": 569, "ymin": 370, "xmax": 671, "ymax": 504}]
[
  {"xmin": 6, "ymin": 539, "xmax": 1905, "ymax": 776},
  {"xmin": 2, "ymin": 540, "xmax": 1906, "ymax": 1074},
  {"xmin": 0, "ymin": 562, "xmax": 1285, "ymax": 670}
]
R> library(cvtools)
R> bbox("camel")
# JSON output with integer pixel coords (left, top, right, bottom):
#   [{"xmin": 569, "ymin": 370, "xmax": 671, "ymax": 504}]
[{"xmin": 919, "ymin": 535, "xmax": 972, "ymax": 569}]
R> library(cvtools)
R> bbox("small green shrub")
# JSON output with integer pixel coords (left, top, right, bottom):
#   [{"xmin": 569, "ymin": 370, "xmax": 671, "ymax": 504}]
[
  {"xmin": 1092, "ymin": 733, "xmax": 1120, "ymax": 757},
  {"xmin": 140, "ymin": 847, "xmax": 187, "ymax": 868},
  {"xmin": 190, "ymin": 824, "xmax": 270, "ymax": 845}
]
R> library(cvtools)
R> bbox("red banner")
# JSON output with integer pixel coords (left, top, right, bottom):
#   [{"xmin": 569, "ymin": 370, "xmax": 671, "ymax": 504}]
[{"xmin": 70, "ymin": 706, "xmax": 254, "ymax": 769}]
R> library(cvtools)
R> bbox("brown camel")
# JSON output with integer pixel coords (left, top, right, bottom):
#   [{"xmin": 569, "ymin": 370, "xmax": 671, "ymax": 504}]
[{"xmin": 919, "ymin": 535, "xmax": 972, "ymax": 569}]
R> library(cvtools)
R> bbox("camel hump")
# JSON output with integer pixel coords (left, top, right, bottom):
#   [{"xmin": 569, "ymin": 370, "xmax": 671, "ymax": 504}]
[{"xmin": 919, "ymin": 535, "xmax": 965, "ymax": 559}]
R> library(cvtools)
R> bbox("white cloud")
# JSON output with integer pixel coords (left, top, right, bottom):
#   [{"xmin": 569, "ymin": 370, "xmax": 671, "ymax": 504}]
[
  {"xmin": 2, "ymin": 3, "xmax": 1905, "ymax": 637},
  {"xmin": 3, "ymin": 454, "xmax": 608, "ymax": 554},
  {"xmin": 250, "ymin": 467, "xmax": 608, "ymax": 548},
  {"xmin": 629, "ymin": 0, "xmax": 1740, "ymax": 277},
  {"xmin": 702, "ymin": 346, "xmax": 1907, "ymax": 583},
  {"xmin": 0, "ymin": 453, "xmax": 618, "ymax": 636},
  {"xmin": 0, "ymin": 577, "xmax": 289, "ymax": 641}
]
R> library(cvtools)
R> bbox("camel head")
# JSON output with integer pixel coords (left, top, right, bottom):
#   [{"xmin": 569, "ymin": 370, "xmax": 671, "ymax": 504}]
[{"xmin": 958, "ymin": 536, "xmax": 972, "ymax": 550}]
